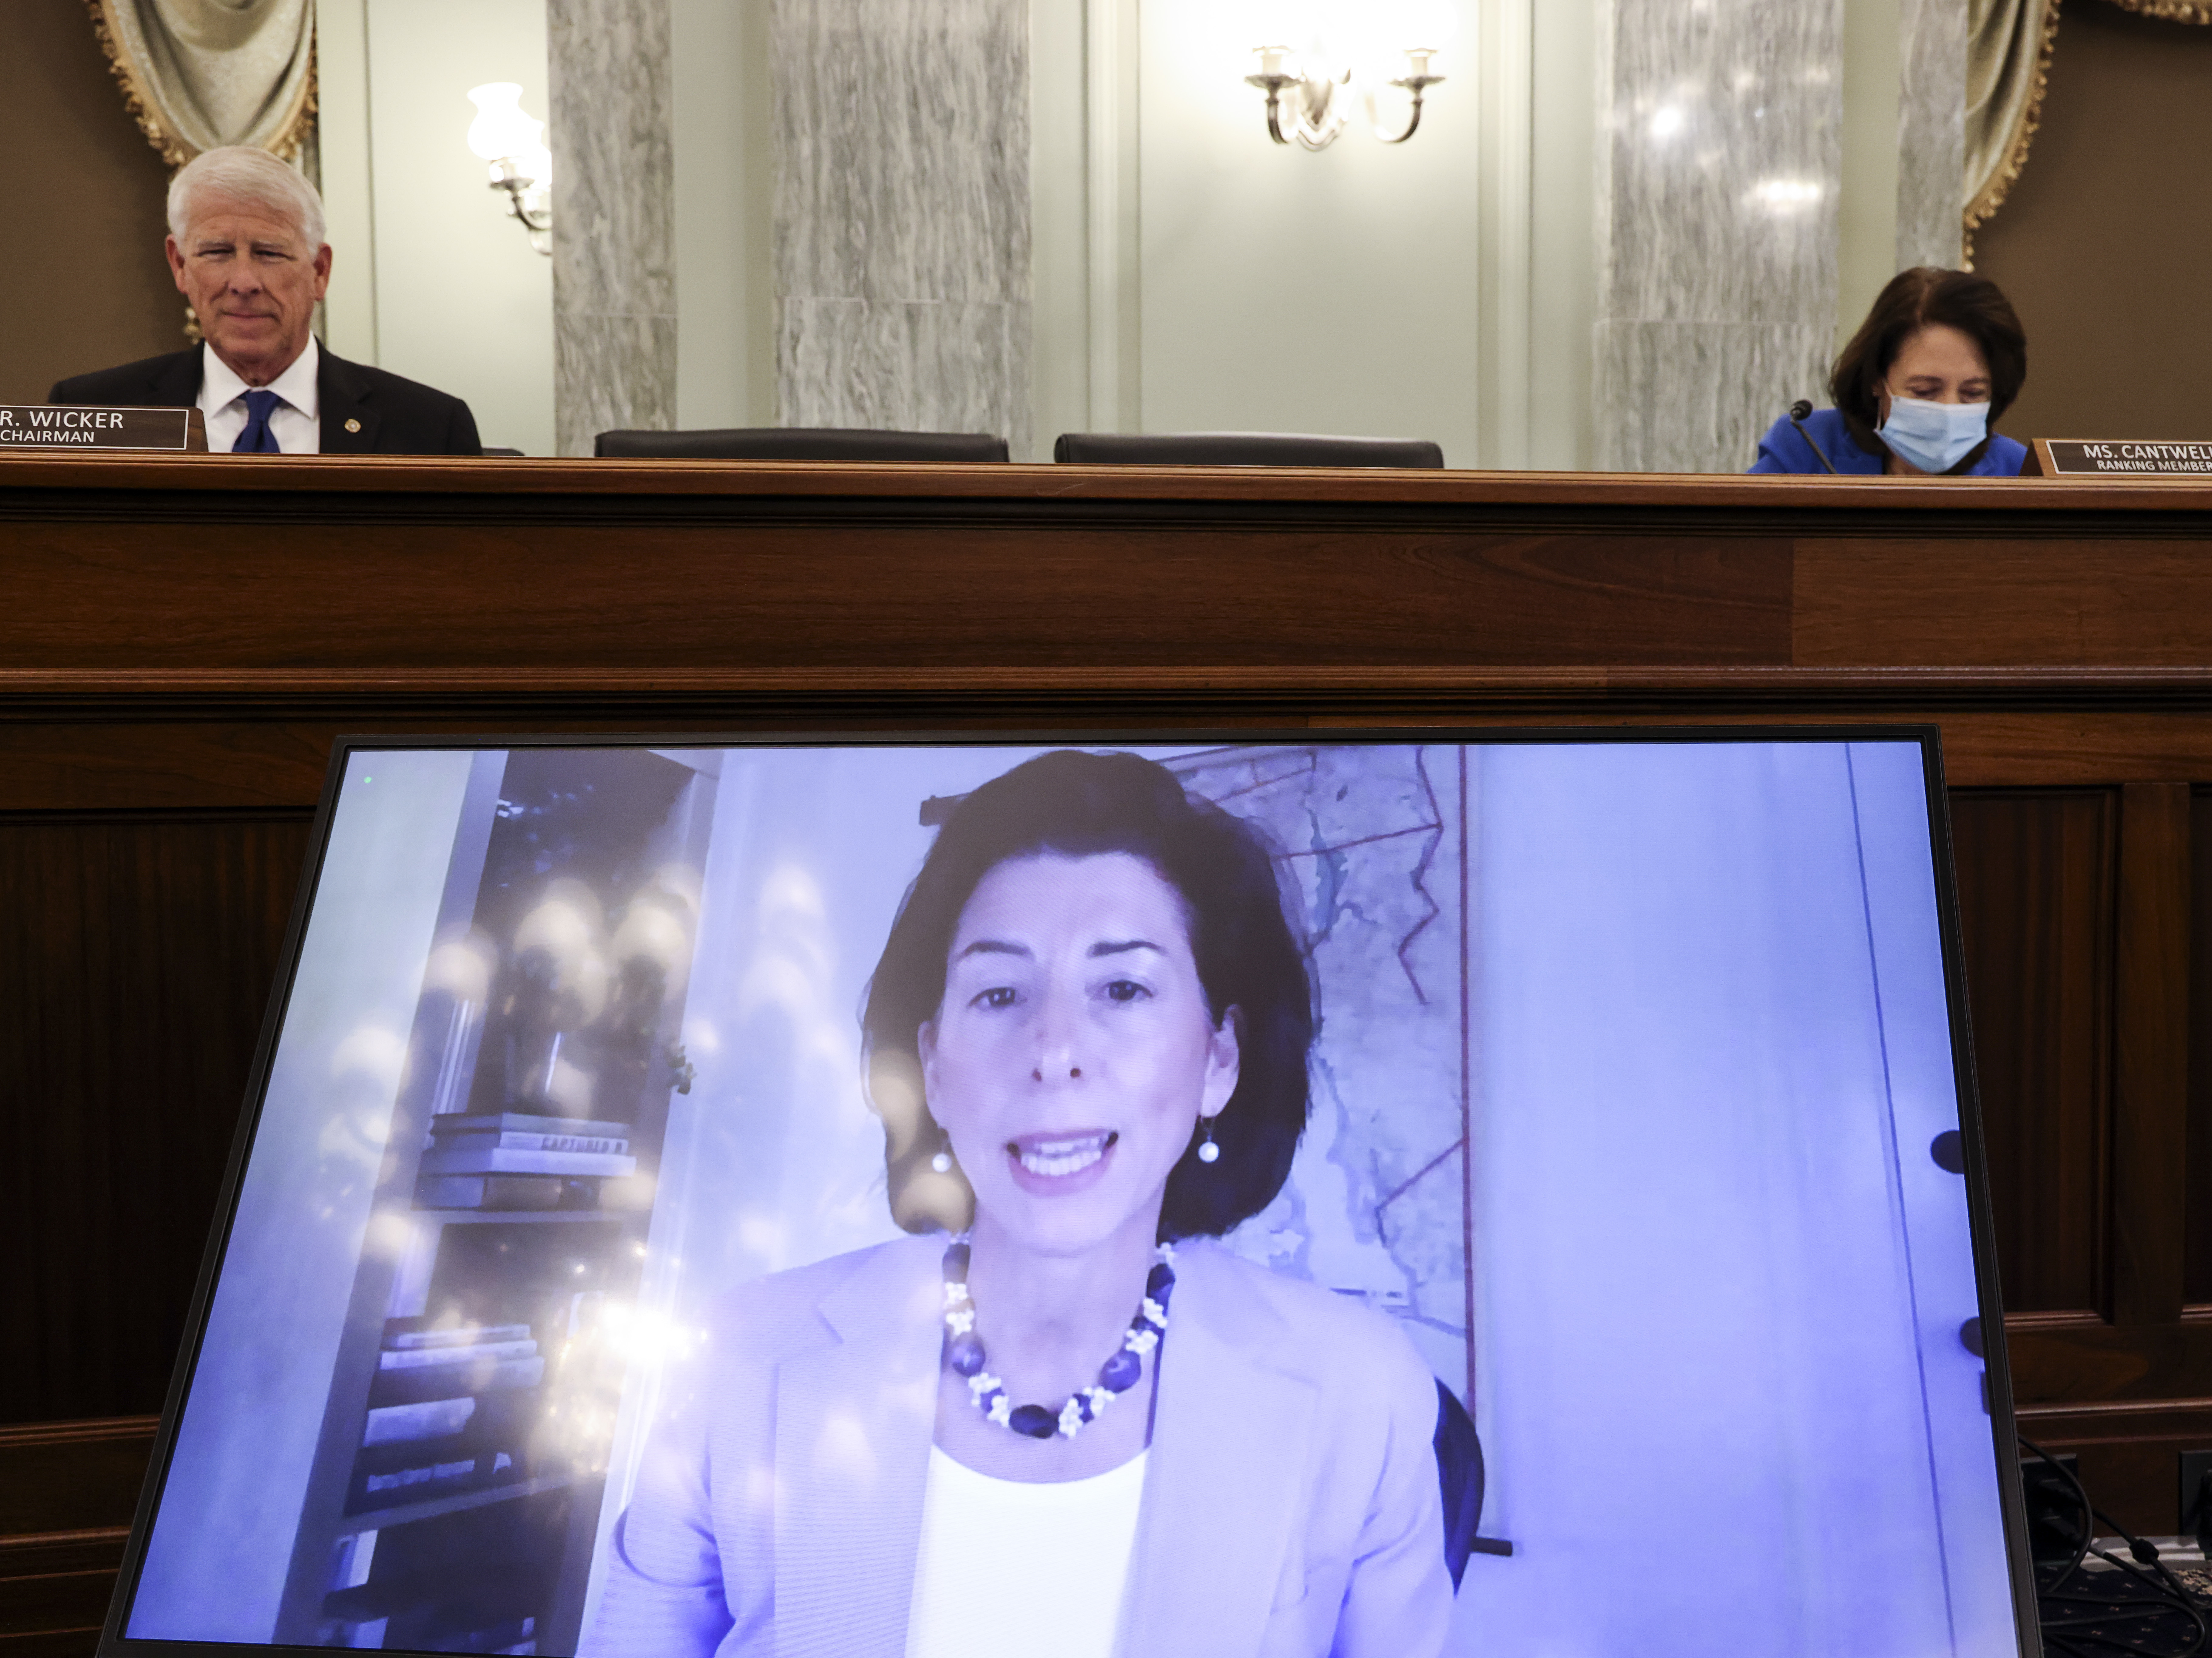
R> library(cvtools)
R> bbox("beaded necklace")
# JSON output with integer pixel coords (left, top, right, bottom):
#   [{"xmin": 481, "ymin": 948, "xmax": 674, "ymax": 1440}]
[{"xmin": 939, "ymin": 1235, "xmax": 1176, "ymax": 1440}]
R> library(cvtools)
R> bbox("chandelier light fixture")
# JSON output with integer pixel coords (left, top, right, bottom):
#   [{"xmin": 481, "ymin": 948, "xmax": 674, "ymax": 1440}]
[
  {"xmin": 1243, "ymin": 0, "xmax": 1456, "ymax": 150},
  {"xmin": 465, "ymin": 83, "xmax": 554, "ymax": 255}
]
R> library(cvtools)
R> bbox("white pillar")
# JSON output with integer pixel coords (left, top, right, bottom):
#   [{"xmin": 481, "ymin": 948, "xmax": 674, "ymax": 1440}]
[
  {"xmin": 1592, "ymin": 0, "xmax": 1845, "ymax": 472},
  {"xmin": 771, "ymin": 0, "xmax": 1032, "ymax": 452},
  {"xmin": 550, "ymin": 0, "xmax": 679, "ymax": 455}
]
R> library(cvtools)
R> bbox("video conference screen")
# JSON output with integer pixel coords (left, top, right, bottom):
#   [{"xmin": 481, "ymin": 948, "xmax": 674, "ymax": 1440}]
[{"xmin": 113, "ymin": 736, "xmax": 2030, "ymax": 1658}]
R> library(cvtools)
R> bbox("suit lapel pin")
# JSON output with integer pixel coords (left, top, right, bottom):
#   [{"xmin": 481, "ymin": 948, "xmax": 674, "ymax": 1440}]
[{"xmin": 344, "ymin": 418, "xmax": 362, "ymax": 433}]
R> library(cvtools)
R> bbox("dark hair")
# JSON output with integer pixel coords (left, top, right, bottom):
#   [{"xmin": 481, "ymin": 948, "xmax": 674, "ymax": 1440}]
[
  {"xmin": 1830, "ymin": 267, "xmax": 2028, "ymax": 459},
  {"xmin": 860, "ymin": 749, "xmax": 1314, "ymax": 1240}
]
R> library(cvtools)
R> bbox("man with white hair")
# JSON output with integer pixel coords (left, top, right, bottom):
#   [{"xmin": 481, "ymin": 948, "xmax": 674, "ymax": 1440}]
[{"xmin": 51, "ymin": 146, "xmax": 481, "ymax": 455}]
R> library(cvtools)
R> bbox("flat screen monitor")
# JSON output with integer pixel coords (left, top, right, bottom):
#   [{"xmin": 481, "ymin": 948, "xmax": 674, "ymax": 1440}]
[{"xmin": 104, "ymin": 732, "xmax": 2037, "ymax": 1657}]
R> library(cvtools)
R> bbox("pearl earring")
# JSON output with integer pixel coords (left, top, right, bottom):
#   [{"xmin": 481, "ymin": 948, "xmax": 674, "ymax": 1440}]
[
  {"xmin": 1197, "ymin": 1115, "xmax": 1221, "ymax": 1164},
  {"xmin": 930, "ymin": 1134, "xmax": 954, "ymax": 1175}
]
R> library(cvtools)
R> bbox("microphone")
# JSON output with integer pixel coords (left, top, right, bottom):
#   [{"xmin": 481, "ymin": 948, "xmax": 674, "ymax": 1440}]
[{"xmin": 1788, "ymin": 399, "xmax": 1839, "ymax": 474}]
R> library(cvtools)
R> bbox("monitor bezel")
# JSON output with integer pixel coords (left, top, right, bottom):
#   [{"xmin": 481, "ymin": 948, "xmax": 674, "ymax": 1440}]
[{"xmin": 92, "ymin": 723, "xmax": 2042, "ymax": 1658}]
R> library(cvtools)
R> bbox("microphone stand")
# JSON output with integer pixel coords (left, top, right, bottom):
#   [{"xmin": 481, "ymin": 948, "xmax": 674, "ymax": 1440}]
[{"xmin": 1788, "ymin": 400, "xmax": 1840, "ymax": 474}]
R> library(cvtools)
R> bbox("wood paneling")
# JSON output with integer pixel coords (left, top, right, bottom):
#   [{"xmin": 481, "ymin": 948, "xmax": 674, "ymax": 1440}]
[
  {"xmin": 1950, "ymin": 790, "xmax": 2115, "ymax": 1313},
  {"xmin": 2112, "ymin": 785, "xmax": 2193, "ymax": 1327},
  {"xmin": 0, "ymin": 1419, "xmax": 155, "ymax": 1538},
  {"xmin": 2007, "ymin": 1311, "xmax": 2212, "ymax": 1406},
  {"xmin": 2189, "ymin": 790, "xmax": 2212, "ymax": 1309},
  {"xmin": 1795, "ymin": 540, "xmax": 2212, "ymax": 668},
  {"xmin": 1, "ymin": 814, "xmax": 310, "ymax": 1423},
  {"xmin": 0, "ymin": 1418, "xmax": 154, "ymax": 1658},
  {"xmin": 2012, "ymin": 1396, "xmax": 2212, "ymax": 1540},
  {"xmin": 0, "ymin": 523, "xmax": 1795, "ymax": 674},
  {"xmin": 0, "ymin": 725, "xmax": 338, "ymax": 814}
]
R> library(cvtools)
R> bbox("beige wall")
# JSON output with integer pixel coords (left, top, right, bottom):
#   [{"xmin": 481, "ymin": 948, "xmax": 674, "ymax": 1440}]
[
  {"xmin": 316, "ymin": 0, "xmax": 557, "ymax": 455},
  {"xmin": 0, "ymin": 1, "xmax": 181, "ymax": 401},
  {"xmin": 1127, "ymin": 6, "xmax": 1485, "ymax": 468},
  {"xmin": 1025, "ymin": 0, "xmax": 1595, "ymax": 470},
  {"xmin": 668, "ymin": 0, "xmax": 774, "ymax": 431}
]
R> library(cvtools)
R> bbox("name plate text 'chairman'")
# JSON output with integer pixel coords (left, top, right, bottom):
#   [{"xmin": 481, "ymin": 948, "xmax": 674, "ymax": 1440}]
[
  {"xmin": 2039, "ymin": 438, "xmax": 2212, "ymax": 477},
  {"xmin": 0, "ymin": 405, "xmax": 208, "ymax": 451}
]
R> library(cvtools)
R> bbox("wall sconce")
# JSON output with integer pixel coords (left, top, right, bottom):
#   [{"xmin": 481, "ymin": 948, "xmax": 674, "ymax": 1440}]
[
  {"xmin": 466, "ymin": 83, "xmax": 553, "ymax": 255},
  {"xmin": 1243, "ymin": 2, "xmax": 1455, "ymax": 150}
]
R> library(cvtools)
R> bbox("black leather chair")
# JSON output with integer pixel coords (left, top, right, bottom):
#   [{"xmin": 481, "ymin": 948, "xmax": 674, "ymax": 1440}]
[
  {"xmin": 593, "ymin": 427, "xmax": 1009, "ymax": 462},
  {"xmin": 1434, "ymin": 1379, "xmax": 1494, "ymax": 1587},
  {"xmin": 1053, "ymin": 431, "xmax": 1444, "ymax": 468}
]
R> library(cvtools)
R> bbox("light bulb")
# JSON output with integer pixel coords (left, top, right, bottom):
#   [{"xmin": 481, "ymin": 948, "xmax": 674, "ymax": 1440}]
[
  {"xmin": 516, "ymin": 134, "xmax": 553, "ymax": 190},
  {"xmin": 467, "ymin": 83, "xmax": 535, "ymax": 161}
]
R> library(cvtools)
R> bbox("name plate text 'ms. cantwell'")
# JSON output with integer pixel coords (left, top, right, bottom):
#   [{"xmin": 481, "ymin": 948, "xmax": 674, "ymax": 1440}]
[
  {"xmin": 0, "ymin": 405, "xmax": 206, "ymax": 451},
  {"xmin": 2039, "ymin": 438, "xmax": 2212, "ymax": 477}
]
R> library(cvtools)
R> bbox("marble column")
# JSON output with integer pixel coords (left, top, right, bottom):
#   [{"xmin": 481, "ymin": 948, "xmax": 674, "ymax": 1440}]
[
  {"xmin": 771, "ymin": 0, "xmax": 1031, "ymax": 453},
  {"xmin": 1896, "ymin": 0, "xmax": 1966, "ymax": 269},
  {"xmin": 549, "ymin": 0, "xmax": 678, "ymax": 456},
  {"xmin": 1593, "ymin": 0, "xmax": 1845, "ymax": 472}
]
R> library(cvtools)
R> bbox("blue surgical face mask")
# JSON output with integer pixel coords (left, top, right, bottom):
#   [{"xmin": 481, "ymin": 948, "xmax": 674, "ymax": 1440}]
[{"xmin": 1877, "ymin": 394, "xmax": 1991, "ymax": 474}]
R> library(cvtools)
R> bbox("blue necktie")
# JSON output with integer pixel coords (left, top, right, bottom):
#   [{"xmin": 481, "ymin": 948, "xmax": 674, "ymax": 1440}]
[{"xmin": 232, "ymin": 388, "xmax": 283, "ymax": 453}]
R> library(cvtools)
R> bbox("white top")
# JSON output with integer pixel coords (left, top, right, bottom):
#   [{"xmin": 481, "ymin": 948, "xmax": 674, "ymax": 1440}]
[
  {"xmin": 904, "ymin": 1446, "xmax": 1148, "ymax": 1658},
  {"xmin": 199, "ymin": 336, "xmax": 320, "ymax": 454}
]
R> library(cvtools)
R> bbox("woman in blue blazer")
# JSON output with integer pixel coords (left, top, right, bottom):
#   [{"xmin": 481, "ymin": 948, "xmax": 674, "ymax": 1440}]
[
  {"xmin": 1750, "ymin": 267, "xmax": 2030, "ymax": 476},
  {"xmin": 584, "ymin": 751, "xmax": 1455, "ymax": 1658}
]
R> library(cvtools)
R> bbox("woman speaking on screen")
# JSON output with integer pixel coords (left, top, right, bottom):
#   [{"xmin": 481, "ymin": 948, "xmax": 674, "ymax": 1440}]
[{"xmin": 585, "ymin": 751, "xmax": 1454, "ymax": 1658}]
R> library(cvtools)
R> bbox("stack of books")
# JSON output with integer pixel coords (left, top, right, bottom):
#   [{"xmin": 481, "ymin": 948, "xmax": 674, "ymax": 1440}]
[
  {"xmin": 413, "ymin": 1113, "xmax": 634, "ymax": 1211},
  {"xmin": 323, "ymin": 1594, "xmax": 537, "ymax": 1647},
  {"xmin": 352, "ymin": 1320, "xmax": 547, "ymax": 1513},
  {"xmin": 441, "ymin": 1613, "xmax": 537, "ymax": 1655},
  {"xmin": 324, "ymin": 1590, "xmax": 542, "ymax": 1655}
]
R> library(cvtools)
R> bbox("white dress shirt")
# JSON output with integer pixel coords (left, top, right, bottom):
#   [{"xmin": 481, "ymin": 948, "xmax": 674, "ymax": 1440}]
[
  {"xmin": 904, "ymin": 1446, "xmax": 1147, "ymax": 1658},
  {"xmin": 199, "ymin": 336, "xmax": 321, "ymax": 454}
]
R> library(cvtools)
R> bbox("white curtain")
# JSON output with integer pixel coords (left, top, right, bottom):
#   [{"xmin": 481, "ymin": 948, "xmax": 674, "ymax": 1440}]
[{"xmin": 88, "ymin": 0, "xmax": 316, "ymax": 167}]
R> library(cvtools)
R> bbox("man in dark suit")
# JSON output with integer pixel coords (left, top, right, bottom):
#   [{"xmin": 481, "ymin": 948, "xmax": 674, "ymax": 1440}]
[{"xmin": 51, "ymin": 146, "xmax": 481, "ymax": 456}]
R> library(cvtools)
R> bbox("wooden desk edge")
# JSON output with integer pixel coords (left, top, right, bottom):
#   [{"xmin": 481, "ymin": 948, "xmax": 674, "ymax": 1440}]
[{"xmin": 5, "ymin": 452, "xmax": 2212, "ymax": 511}]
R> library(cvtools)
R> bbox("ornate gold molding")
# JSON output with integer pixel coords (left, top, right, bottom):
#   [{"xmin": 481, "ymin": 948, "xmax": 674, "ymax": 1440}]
[
  {"xmin": 2102, "ymin": 0, "xmax": 2212, "ymax": 19},
  {"xmin": 83, "ymin": 0, "xmax": 187, "ymax": 167},
  {"xmin": 81, "ymin": 0, "xmax": 318, "ymax": 171},
  {"xmin": 295, "ymin": 46, "xmax": 321, "ymax": 162},
  {"xmin": 1964, "ymin": 0, "xmax": 2064, "ymax": 268}
]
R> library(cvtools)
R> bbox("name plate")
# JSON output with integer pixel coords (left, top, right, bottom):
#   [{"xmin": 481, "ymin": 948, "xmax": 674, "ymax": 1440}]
[
  {"xmin": 0, "ymin": 404, "xmax": 208, "ymax": 452},
  {"xmin": 2037, "ymin": 438, "xmax": 2212, "ymax": 477}
]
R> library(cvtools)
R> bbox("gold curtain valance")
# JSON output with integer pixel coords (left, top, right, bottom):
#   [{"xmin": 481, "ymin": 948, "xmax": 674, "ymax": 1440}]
[{"xmin": 85, "ymin": 0, "xmax": 316, "ymax": 169}]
